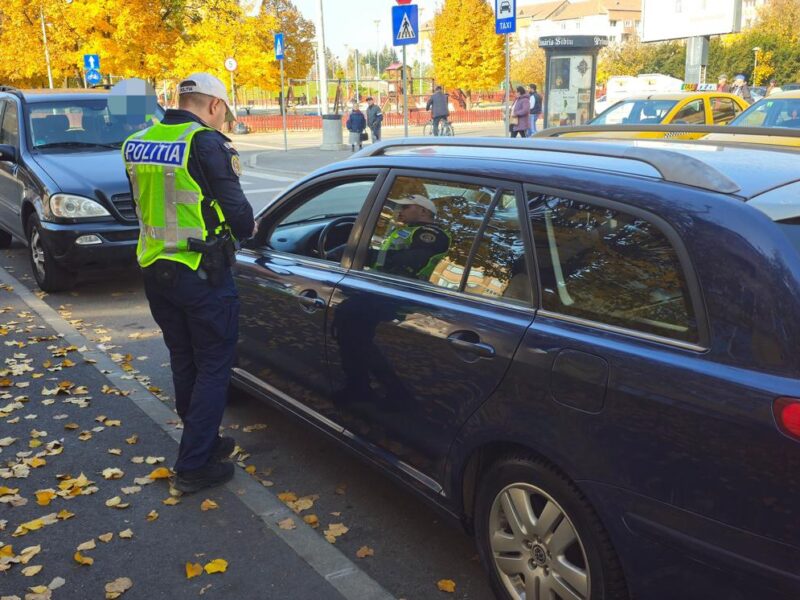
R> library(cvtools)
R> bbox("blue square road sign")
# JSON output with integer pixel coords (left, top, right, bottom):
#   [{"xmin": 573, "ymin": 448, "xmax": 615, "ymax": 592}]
[
  {"xmin": 495, "ymin": 0, "xmax": 516, "ymax": 34},
  {"xmin": 392, "ymin": 4, "xmax": 419, "ymax": 47},
  {"xmin": 274, "ymin": 33, "xmax": 285, "ymax": 60},
  {"xmin": 83, "ymin": 54, "xmax": 100, "ymax": 71}
]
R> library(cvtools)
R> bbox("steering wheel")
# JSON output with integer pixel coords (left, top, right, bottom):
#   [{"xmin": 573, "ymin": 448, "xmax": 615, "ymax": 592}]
[{"xmin": 317, "ymin": 216, "xmax": 356, "ymax": 260}]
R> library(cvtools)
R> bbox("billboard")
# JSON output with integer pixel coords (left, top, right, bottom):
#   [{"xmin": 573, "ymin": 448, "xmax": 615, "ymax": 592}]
[{"xmin": 641, "ymin": 0, "xmax": 742, "ymax": 42}]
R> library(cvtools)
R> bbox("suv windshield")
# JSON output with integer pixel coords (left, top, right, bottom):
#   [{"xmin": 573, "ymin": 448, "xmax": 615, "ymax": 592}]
[
  {"xmin": 27, "ymin": 99, "xmax": 163, "ymax": 150},
  {"xmin": 591, "ymin": 99, "xmax": 676, "ymax": 125},
  {"xmin": 730, "ymin": 98, "xmax": 800, "ymax": 129}
]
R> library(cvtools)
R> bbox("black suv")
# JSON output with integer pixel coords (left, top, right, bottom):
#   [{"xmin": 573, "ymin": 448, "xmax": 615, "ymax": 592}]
[{"xmin": 0, "ymin": 86, "xmax": 161, "ymax": 292}]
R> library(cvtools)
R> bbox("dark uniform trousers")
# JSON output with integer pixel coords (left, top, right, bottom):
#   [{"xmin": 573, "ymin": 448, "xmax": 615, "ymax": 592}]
[{"xmin": 143, "ymin": 261, "xmax": 239, "ymax": 472}]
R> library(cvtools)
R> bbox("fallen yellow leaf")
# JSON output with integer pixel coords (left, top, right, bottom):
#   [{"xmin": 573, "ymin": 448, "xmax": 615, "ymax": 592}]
[
  {"xmin": 35, "ymin": 489, "xmax": 56, "ymax": 506},
  {"xmin": 146, "ymin": 510, "xmax": 159, "ymax": 521},
  {"xmin": 21, "ymin": 564, "xmax": 42, "ymax": 576},
  {"xmin": 277, "ymin": 517, "xmax": 296, "ymax": 530},
  {"xmin": 185, "ymin": 562, "xmax": 203, "ymax": 579},
  {"xmin": 27, "ymin": 457, "xmax": 46, "ymax": 468},
  {"xmin": 102, "ymin": 468, "xmax": 124, "ymax": 480},
  {"xmin": 162, "ymin": 496, "xmax": 180, "ymax": 506},
  {"xmin": 0, "ymin": 486, "xmax": 19, "ymax": 496},
  {"xmin": 277, "ymin": 492, "xmax": 297, "ymax": 503},
  {"xmin": 76, "ymin": 539, "xmax": 96, "ymax": 552},
  {"xmin": 98, "ymin": 532, "xmax": 113, "ymax": 543},
  {"xmin": 57, "ymin": 509, "xmax": 74, "ymax": 520},
  {"xmin": 119, "ymin": 529, "xmax": 133, "ymax": 539},
  {"xmin": 437, "ymin": 579, "xmax": 456, "ymax": 593},
  {"xmin": 203, "ymin": 559, "xmax": 228, "ymax": 574},
  {"xmin": 125, "ymin": 434, "xmax": 138, "ymax": 445},
  {"xmin": 105, "ymin": 576, "xmax": 133, "ymax": 599},
  {"xmin": 200, "ymin": 499, "xmax": 218, "ymax": 511},
  {"xmin": 148, "ymin": 467, "xmax": 170, "ymax": 480},
  {"xmin": 64, "ymin": 423, "xmax": 80, "ymax": 430},
  {"xmin": 356, "ymin": 546, "xmax": 374, "ymax": 559},
  {"xmin": 323, "ymin": 523, "xmax": 349, "ymax": 544},
  {"xmin": 302, "ymin": 514, "xmax": 319, "ymax": 528},
  {"xmin": 244, "ymin": 465, "xmax": 256, "ymax": 475},
  {"xmin": 74, "ymin": 551, "xmax": 94, "ymax": 566}
]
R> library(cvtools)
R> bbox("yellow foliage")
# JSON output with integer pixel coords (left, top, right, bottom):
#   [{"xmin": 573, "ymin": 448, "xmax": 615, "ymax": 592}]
[{"xmin": 431, "ymin": 0, "xmax": 505, "ymax": 95}]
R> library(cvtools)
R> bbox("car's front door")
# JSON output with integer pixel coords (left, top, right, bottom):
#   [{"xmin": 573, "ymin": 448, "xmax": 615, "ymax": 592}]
[
  {"xmin": 326, "ymin": 170, "xmax": 536, "ymax": 490},
  {"xmin": 233, "ymin": 170, "xmax": 385, "ymax": 420},
  {"xmin": 0, "ymin": 100, "xmax": 25, "ymax": 238}
]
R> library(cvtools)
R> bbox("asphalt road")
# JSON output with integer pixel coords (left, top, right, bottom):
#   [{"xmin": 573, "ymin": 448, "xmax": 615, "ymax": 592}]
[{"xmin": 0, "ymin": 142, "xmax": 496, "ymax": 600}]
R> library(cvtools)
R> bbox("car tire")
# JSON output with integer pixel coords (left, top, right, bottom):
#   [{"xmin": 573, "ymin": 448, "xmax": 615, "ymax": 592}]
[
  {"xmin": 474, "ymin": 454, "xmax": 628, "ymax": 600},
  {"xmin": 26, "ymin": 215, "xmax": 73, "ymax": 293},
  {"xmin": 0, "ymin": 228, "xmax": 12, "ymax": 249}
]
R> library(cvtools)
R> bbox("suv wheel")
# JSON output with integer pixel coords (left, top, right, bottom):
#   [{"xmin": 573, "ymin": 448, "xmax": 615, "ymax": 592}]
[
  {"xmin": 0, "ymin": 228, "xmax": 11, "ymax": 249},
  {"xmin": 27, "ymin": 216, "xmax": 73, "ymax": 293},
  {"xmin": 474, "ymin": 455, "xmax": 628, "ymax": 600}
]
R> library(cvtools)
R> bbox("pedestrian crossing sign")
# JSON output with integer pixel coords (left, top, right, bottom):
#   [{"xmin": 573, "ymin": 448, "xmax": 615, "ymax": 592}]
[{"xmin": 392, "ymin": 4, "xmax": 418, "ymax": 46}]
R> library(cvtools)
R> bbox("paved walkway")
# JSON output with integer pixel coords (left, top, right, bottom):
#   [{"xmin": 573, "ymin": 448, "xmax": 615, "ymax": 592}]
[{"xmin": 0, "ymin": 267, "xmax": 394, "ymax": 600}]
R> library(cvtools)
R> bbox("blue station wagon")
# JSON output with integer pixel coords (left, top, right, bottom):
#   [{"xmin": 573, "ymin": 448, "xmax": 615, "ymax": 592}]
[{"xmin": 231, "ymin": 137, "xmax": 800, "ymax": 600}]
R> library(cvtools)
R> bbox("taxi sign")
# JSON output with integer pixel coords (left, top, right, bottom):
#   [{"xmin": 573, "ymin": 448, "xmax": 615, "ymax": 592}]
[{"xmin": 682, "ymin": 83, "xmax": 716, "ymax": 92}]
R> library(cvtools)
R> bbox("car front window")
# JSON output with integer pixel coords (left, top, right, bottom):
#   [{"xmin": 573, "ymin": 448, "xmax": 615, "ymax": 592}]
[
  {"xmin": 591, "ymin": 100, "xmax": 676, "ymax": 125},
  {"xmin": 27, "ymin": 99, "xmax": 163, "ymax": 150}
]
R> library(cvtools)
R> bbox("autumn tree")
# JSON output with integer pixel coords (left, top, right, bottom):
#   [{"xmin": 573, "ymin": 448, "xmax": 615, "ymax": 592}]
[
  {"xmin": 261, "ymin": 0, "xmax": 316, "ymax": 80},
  {"xmin": 431, "ymin": 0, "xmax": 504, "ymax": 106},
  {"xmin": 511, "ymin": 41, "xmax": 545, "ymax": 88}
]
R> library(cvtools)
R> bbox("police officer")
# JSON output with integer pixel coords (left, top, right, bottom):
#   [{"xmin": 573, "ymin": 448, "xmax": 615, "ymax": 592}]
[
  {"xmin": 122, "ymin": 73, "xmax": 256, "ymax": 494},
  {"xmin": 371, "ymin": 194, "xmax": 450, "ymax": 280}
]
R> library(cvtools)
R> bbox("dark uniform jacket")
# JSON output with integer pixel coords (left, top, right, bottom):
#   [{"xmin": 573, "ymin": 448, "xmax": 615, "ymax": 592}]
[{"xmin": 157, "ymin": 109, "xmax": 254, "ymax": 240}]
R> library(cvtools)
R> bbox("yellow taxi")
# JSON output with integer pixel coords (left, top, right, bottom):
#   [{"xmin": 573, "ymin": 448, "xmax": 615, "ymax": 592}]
[
  {"xmin": 702, "ymin": 90, "xmax": 800, "ymax": 147},
  {"xmin": 586, "ymin": 90, "xmax": 750, "ymax": 138}
]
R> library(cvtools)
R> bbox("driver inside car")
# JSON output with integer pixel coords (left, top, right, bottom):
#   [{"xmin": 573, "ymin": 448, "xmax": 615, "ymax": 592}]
[{"xmin": 369, "ymin": 194, "xmax": 451, "ymax": 281}]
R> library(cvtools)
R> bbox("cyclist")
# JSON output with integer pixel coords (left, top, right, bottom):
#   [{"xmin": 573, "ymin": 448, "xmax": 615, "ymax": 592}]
[{"xmin": 426, "ymin": 86, "xmax": 450, "ymax": 136}]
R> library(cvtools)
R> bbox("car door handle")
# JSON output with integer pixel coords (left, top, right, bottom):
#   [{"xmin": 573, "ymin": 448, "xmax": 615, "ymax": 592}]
[
  {"xmin": 447, "ymin": 336, "xmax": 496, "ymax": 358},
  {"xmin": 297, "ymin": 291, "xmax": 326, "ymax": 310}
]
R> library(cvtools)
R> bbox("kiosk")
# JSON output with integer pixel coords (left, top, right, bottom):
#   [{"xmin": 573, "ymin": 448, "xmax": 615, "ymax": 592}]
[{"xmin": 538, "ymin": 36, "xmax": 608, "ymax": 128}]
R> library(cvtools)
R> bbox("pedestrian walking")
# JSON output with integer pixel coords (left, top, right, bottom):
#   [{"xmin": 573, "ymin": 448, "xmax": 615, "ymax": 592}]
[
  {"xmin": 731, "ymin": 74, "xmax": 753, "ymax": 103},
  {"xmin": 510, "ymin": 86, "xmax": 530, "ymax": 138},
  {"xmin": 366, "ymin": 96, "xmax": 383, "ymax": 143},
  {"xmin": 766, "ymin": 79, "xmax": 783, "ymax": 97},
  {"xmin": 346, "ymin": 101, "xmax": 367, "ymax": 151},
  {"xmin": 528, "ymin": 83, "xmax": 543, "ymax": 136},
  {"xmin": 122, "ymin": 72, "xmax": 256, "ymax": 494},
  {"xmin": 426, "ymin": 86, "xmax": 450, "ymax": 136}
]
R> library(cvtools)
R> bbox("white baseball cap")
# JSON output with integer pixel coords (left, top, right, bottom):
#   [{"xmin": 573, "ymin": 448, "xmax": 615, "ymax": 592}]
[
  {"xmin": 178, "ymin": 72, "xmax": 235, "ymax": 122},
  {"xmin": 392, "ymin": 194, "xmax": 437, "ymax": 215}
]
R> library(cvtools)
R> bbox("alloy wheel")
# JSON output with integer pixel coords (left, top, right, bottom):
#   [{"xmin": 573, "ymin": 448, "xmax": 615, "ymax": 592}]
[
  {"xmin": 489, "ymin": 482, "xmax": 590, "ymax": 600},
  {"xmin": 30, "ymin": 227, "xmax": 46, "ymax": 279}
]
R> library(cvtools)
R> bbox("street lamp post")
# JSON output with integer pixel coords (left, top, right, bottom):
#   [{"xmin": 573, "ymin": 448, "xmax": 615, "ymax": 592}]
[
  {"xmin": 752, "ymin": 46, "xmax": 761, "ymax": 85},
  {"xmin": 39, "ymin": 6, "xmax": 54, "ymax": 89}
]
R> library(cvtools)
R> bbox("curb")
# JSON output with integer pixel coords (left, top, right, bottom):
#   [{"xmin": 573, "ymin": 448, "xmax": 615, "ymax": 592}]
[{"xmin": 0, "ymin": 264, "xmax": 397, "ymax": 600}]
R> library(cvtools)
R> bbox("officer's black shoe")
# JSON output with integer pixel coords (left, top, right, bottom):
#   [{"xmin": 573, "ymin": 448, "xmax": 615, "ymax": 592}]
[
  {"xmin": 211, "ymin": 436, "xmax": 236, "ymax": 462},
  {"xmin": 173, "ymin": 461, "xmax": 234, "ymax": 495}
]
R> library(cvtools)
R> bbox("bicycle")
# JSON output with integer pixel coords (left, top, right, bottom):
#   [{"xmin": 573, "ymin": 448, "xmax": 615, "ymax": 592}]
[{"xmin": 423, "ymin": 118, "xmax": 455, "ymax": 137}]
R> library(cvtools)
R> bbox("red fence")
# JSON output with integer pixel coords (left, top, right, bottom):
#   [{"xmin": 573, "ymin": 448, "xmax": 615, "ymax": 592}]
[{"xmin": 238, "ymin": 109, "xmax": 504, "ymax": 133}]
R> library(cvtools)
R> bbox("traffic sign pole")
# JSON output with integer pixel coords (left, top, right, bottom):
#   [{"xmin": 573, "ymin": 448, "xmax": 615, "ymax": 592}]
[
  {"xmin": 280, "ymin": 59, "xmax": 288, "ymax": 152},
  {"xmin": 402, "ymin": 46, "xmax": 408, "ymax": 137},
  {"xmin": 505, "ymin": 36, "xmax": 510, "ymax": 137},
  {"xmin": 495, "ymin": 0, "xmax": 516, "ymax": 137},
  {"xmin": 230, "ymin": 71, "xmax": 237, "ymax": 119}
]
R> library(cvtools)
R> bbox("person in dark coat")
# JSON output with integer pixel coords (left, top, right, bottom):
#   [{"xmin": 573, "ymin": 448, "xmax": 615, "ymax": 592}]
[
  {"xmin": 528, "ymin": 83, "xmax": 543, "ymax": 136},
  {"xmin": 345, "ymin": 101, "xmax": 367, "ymax": 151},
  {"xmin": 366, "ymin": 97, "xmax": 383, "ymax": 142},
  {"xmin": 426, "ymin": 86, "xmax": 450, "ymax": 136},
  {"xmin": 510, "ymin": 86, "xmax": 530, "ymax": 138}
]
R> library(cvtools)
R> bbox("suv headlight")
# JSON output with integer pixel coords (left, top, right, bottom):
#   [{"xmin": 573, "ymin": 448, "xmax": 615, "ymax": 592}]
[{"xmin": 49, "ymin": 194, "xmax": 110, "ymax": 219}]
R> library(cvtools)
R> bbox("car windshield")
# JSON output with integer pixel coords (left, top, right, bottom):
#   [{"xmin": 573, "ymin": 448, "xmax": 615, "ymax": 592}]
[
  {"xmin": 591, "ymin": 99, "xmax": 677, "ymax": 125},
  {"xmin": 27, "ymin": 99, "xmax": 163, "ymax": 150},
  {"xmin": 729, "ymin": 98, "xmax": 800, "ymax": 129}
]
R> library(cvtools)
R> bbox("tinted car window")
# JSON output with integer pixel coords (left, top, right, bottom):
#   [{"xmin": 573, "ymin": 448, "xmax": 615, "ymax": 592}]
[
  {"xmin": 365, "ymin": 175, "xmax": 495, "ymax": 288},
  {"xmin": 28, "ymin": 99, "xmax": 161, "ymax": 149},
  {"xmin": 528, "ymin": 193, "xmax": 698, "ymax": 343},
  {"xmin": 731, "ymin": 98, "xmax": 800, "ymax": 128},
  {"xmin": 672, "ymin": 99, "xmax": 706, "ymax": 124},
  {"xmin": 463, "ymin": 191, "xmax": 531, "ymax": 305},
  {"xmin": 0, "ymin": 101, "xmax": 19, "ymax": 147}
]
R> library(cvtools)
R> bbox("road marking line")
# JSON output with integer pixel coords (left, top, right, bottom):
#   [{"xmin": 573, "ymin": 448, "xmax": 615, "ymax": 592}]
[
  {"xmin": 0, "ymin": 265, "xmax": 397, "ymax": 600},
  {"xmin": 242, "ymin": 169, "xmax": 297, "ymax": 182}
]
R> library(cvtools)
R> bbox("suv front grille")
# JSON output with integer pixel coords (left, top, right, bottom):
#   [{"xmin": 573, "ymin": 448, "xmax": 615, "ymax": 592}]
[{"xmin": 111, "ymin": 193, "xmax": 137, "ymax": 222}]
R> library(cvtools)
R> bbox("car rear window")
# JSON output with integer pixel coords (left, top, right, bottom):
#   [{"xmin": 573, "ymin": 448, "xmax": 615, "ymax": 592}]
[{"xmin": 591, "ymin": 99, "xmax": 676, "ymax": 125}]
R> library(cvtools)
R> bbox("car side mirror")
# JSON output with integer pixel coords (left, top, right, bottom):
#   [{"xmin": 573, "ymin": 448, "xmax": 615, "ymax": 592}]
[{"xmin": 0, "ymin": 144, "xmax": 17, "ymax": 163}]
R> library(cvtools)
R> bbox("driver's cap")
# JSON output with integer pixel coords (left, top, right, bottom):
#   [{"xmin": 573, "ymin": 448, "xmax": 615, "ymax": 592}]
[
  {"xmin": 392, "ymin": 194, "xmax": 437, "ymax": 215},
  {"xmin": 178, "ymin": 73, "xmax": 235, "ymax": 122}
]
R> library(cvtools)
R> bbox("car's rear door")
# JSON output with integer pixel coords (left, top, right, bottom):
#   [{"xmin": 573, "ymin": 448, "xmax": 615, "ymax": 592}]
[
  {"xmin": 325, "ymin": 169, "xmax": 535, "ymax": 490},
  {"xmin": 233, "ymin": 169, "xmax": 386, "ymax": 420}
]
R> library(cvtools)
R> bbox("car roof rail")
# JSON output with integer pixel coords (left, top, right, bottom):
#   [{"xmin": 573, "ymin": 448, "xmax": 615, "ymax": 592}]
[
  {"xmin": 357, "ymin": 136, "xmax": 741, "ymax": 194},
  {"xmin": 533, "ymin": 123, "xmax": 800, "ymax": 139},
  {"xmin": 0, "ymin": 85, "xmax": 23, "ymax": 99}
]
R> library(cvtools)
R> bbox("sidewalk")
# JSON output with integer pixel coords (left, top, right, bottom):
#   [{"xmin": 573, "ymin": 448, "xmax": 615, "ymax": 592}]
[{"xmin": 0, "ymin": 268, "xmax": 393, "ymax": 600}]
